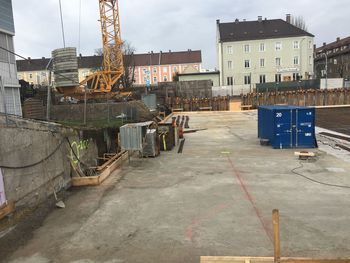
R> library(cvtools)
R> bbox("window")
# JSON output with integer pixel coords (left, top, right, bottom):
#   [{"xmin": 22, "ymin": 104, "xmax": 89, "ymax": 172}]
[
  {"xmin": 244, "ymin": 75, "xmax": 251, "ymax": 85},
  {"xmin": 143, "ymin": 68, "xmax": 147, "ymax": 74},
  {"xmin": 227, "ymin": 46, "xmax": 233, "ymax": 54},
  {"xmin": 228, "ymin": 60, "xmax": 232, "ymax": 69},
  {"xmin": 163, "ymin": 75, "xmax": 168, "ymax": 82},
  {"xmin": 260, "ymin": 58, "xmax": 265, "ymax": 68},
  {"xmin": 153, "ymin": 67, "xmax": 157, "ymax": 73},
  {"xmin": 244, "ymin": 44, "xmax": 250, "ymax": 53},
  {"xmin": 244, "ymin": 60, "xmax": 250, "ymax": 68},
  {"xmin": 275, "ymin": 74, "xmax": 282, "ymax": 83},
  {"xmin": 334, "ymin": 59, "xmax": 337, "ymax": 65},
  {"xmin": 309, "ymin": 40, "xmax": 312, "ymax": 49},
  {"xmin": 153, "ymin": 76, "xmax": 157, "ymax": 83},
  {"xmin": 163, "ymin": 67, "xmax": 168, "ymax": 73},
  {"xmin": 294, "ymin": 56, "xmax": 299, "ymax": 65},
  {"xmin": 259, "ymin": 75, "xmax": 266, "ymax": 83},
  {"xmin": 309, "ymin": 56, "xmax": 312, "ymax": 65},
  {"xmin": 293, "ymin": 73, "xmax": 300, "ymax": 81},
  {"xmin": 173, "ymin": 66, "xmax": 177, "ymax": 72},
  {"xmin": 259, "ymin": 43, "xmax": 265, "ymax": 52},
  {"xmin": 29, "ymin": 73, "xmax": 33, "ymax": 79},
  {"xmin": 275, "ymin": 42, "xmax": 282, "ymax": 51},
  {"xmin": 293, "ymin": 41, "xmax": 299, "ymax": 49},
  {"xmin": 275, "ymin": 58, "xmax": 281, "ymax": 66},
  {"xmin": 227, "ymin": 77, "xmax": 233, "ymax": 85}
]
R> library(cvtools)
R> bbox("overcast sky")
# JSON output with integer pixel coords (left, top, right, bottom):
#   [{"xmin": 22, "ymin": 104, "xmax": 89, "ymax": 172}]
[{"xmin": 12, "ymin": 0, "xmax": 350, "ymax": 69}]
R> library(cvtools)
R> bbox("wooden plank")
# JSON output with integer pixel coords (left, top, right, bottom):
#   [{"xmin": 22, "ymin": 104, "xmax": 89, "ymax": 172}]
[
  {"xmin": 71, "ymin": 176, "xmax": 99, "ymax": 186},
  {"xmin": 273, "ymin": 209, "xmax": 281, "ymax": 263},
  {"xmin": 0, "ymin": 201, "xmax": 15, "ymax": 220},
  {"xmin": 281, "ymin": 260, "xmax": 350, "ymax": 263},
  {"xmin": 200, "ymin": 256, "xmax": 274, "ymax": 263},
  {"xmin": 201, "ymin": 257, "xmax": 348, "ymax": 263}
]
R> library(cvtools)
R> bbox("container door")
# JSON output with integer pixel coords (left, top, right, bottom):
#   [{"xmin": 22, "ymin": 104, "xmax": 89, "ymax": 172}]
[
  {"xmin": 295, "ymin": 109, "xmax": 315, "ymax": 148},
  {"xmin": 274, "ymin": 109, "xmax": 293, "ymax": 148}
]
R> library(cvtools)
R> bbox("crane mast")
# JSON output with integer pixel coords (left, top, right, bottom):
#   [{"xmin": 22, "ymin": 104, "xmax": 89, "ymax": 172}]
[{"xmin": 81, "ymin": 0, "xmax": 124, "ymax": 92}]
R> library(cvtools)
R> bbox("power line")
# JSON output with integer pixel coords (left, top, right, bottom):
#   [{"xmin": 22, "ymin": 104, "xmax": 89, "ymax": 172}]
[
  {"xmin": 0, "ymin": 46, "xmax": 80, "ymax": 86},
  {"xmin": 58, "ymin": 0, "xmax": 66, "ymax": 48},
  {"xmin": 78, "ymin": 0, "xmax": 82, "ymax": 54}
]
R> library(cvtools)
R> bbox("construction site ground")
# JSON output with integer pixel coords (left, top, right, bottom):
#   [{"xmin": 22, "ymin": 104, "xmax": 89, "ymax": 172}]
[
  {"xmin": 316, "ymin": 107, "xmax": 350, "ymax": 135},
  {"xmin": 2, "ymin": 111, "xmax": 350, "ymax": 263}
]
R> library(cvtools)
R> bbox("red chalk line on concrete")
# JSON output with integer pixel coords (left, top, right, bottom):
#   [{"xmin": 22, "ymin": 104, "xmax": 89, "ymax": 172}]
[{"xmin": 227, "ymin": 157, "xmax": 273, "ymax": 244}]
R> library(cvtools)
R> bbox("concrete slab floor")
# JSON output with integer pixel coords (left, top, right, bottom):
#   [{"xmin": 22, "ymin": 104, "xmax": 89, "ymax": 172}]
[{"xmin": 3, "ymin": 111, "xmax": 350, "ymax": 263}]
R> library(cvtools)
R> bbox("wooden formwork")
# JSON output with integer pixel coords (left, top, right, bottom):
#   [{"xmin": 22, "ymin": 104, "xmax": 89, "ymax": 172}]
[{"xmin": 71, "ymin": 151, "xmax": 128, "ymax": 187}]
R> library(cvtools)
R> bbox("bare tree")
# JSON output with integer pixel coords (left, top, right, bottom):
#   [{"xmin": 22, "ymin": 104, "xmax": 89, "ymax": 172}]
[
  {"xmin": 94, "ymin": 41, "xmax": 136, "ymax": 89},
  {"xmin": 120, "ymin": 41, "xmax": 136, "ymax": 89},
  {"xmin": 291, "ymin": 15, "xmax": 308, "ymax": 32}
]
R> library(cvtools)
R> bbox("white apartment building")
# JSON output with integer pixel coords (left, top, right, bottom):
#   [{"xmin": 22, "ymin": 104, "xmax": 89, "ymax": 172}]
[
  {"xmin": 216, "ymin": 15, "xmax": 314, "ymax": 91},
  {"xmin": 0, "ymin": 0, "xmax": 22, "ymax": 116}
]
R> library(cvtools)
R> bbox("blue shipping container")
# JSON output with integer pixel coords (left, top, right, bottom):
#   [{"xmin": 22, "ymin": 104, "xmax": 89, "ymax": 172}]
[{"xmin": 258, "ymin": 105, "xmax": 316, "ymax": 149}]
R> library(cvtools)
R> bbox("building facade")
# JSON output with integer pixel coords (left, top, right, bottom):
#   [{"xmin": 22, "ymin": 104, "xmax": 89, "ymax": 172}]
[
  {"xmin": 0, "ymin": 0, "xmax": 22, "ymax": 116},
  {"xmin": 216, "ymin": 15, "xmax": 314, "ymax": 91},
  {"xmin": 16, "ymin": 50, "xmax": 202, "ymax": 86},
  {"xmin": 314, "ymin": 37, "xmax": 350, "ymax": 80}
]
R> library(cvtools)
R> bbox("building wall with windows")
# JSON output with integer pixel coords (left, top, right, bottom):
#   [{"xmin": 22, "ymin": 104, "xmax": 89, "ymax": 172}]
[
  {"xmin": 17, "ymin": 50, "xmax": 202, "ymax": 86},
  {"xmin": 217, "ymin": 16, "xmax": 314, "ymax": 90},
  {"xmin": 0, "ymin": 0, "xmax": 22, "ymax": 116},
  {"xmin": 314, "ymin": 37, "xmax": 350, "ymax": 80}
]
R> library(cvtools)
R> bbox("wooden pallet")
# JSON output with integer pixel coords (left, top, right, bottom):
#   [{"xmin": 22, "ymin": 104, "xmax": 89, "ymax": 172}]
[{"xmin": 71, "ymin": 151, "xmax": 128, "ymax": 187}]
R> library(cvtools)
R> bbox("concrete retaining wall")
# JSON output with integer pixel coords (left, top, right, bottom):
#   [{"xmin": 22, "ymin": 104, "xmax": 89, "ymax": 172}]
[{"xmin": 0, "ymin": 115, "xmax": 102, "ymax": 208}]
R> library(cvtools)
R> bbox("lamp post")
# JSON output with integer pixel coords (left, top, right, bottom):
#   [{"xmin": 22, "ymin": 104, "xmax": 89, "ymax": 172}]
[{"xmin": 321, "ymin": 52, "xmax": 328, "ymax": 90}]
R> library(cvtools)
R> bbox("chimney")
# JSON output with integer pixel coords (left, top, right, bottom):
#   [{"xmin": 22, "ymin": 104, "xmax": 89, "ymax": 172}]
[
  {"xmin": 313, "ymin": 44, "xmax": 316, "ymax": 51},
  {"xmin": 336, "ymin": 37, "xmax": 340, "ymax": 42},
  {"xmin": 286, "ymin": 14, "xmax": 291, "ymax": 23},
  {"xmin": 235, "ymin": 18, "xmax": 239, "ymax": 24},
  {"xmin": 243, "ymin": 19, "xmax": 246, "ymax": 22},
  {"xmin": 258, "ymin": 16, "xmax": 262, "ymax": 22},
  {"xmin": 169, "ymin": 50, "xmax": 171, "ymax": 53},
  {"xmin": 323, "ymin": 42, "xmax": 326, "ymax": 46},
  {"xmin": 42, "ymin": 57, "xmax": 45, "ymax": 59},
  {"xmin": 216, "ymin": 19, "xmax": 220, "ymax": 25},
  {"xmin": 151, "ymin": 51, "xmax": 153, "ymax": 54}
]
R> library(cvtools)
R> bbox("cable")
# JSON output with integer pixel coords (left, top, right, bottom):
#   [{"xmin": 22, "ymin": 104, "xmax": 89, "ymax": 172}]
[
  {"xmin": 0, "ymin": 46, "xmax": 80, "ymax": 86},
  {"xmin": 58, "ymin": 0, "xmax": 66, "ymax": 48},
  {"xmin": 78, "ymin": 0, "xmax": 82, "ymax": 55},
  {"xmin": 291, "ymin": 161, "xmax": 350, "ymax": 189},
  {"xmin": 0, "ymin": 139, "xmax": 65, "ymax": 169}
]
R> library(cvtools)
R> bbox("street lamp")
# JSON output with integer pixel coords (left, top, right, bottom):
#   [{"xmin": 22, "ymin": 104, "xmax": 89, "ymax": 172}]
[{"xmin": 321, "ymin": 52, "xmax": 328, "ymax": 89}]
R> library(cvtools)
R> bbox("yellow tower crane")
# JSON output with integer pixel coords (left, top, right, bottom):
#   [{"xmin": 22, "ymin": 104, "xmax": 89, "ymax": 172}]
[{"xmin": 80, "ymin": 0, "xmax": 124, "ymax": 93}]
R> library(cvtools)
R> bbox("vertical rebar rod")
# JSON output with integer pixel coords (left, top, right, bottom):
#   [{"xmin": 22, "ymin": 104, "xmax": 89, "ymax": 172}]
[{"xmin": 273, "ymin": 209, "xmax": 281, "ymax": 263}]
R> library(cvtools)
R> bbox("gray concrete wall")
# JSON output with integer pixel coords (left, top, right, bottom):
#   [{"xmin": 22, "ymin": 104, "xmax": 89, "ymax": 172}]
[
  {"xmin": 0, "ymin": 115, "xmax": 99, "ymax": 208},
  {"xmin": 50, "ymin": 100, "xmax": 153, "ymax": 122}
]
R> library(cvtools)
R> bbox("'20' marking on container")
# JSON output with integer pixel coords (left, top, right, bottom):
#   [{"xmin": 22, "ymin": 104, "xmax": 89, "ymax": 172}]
[{"xmin": 276, "ymin": 112, "xmax": 283, "ymax": 118}]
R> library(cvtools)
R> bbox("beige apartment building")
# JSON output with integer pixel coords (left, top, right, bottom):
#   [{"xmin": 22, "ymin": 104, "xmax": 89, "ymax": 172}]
[
  {"xmin": 16, "ymin": 50, "xmax": 202, "ymax": 86},
  {"xmin": 216, "ymin": 15, "xmax": 314, "ymax": 91}
]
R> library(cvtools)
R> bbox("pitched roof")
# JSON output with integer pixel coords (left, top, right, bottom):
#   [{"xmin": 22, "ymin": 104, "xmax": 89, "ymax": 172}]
[
  {"xmin": 16, "ymin": 50, "xmax": 202, "ymax": 72},
  {"xmin": 218, "ymin": 19, "xmax": 314, "ymax": 42},
  {"xmin": 315, "ymin": 36, "xmax": 350, "ymax": 53}
]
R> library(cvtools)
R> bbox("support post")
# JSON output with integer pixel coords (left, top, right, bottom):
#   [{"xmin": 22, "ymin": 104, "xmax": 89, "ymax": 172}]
[{"xmin": 273, "ymin": 209, "xmax": 281, "ymax": 263}]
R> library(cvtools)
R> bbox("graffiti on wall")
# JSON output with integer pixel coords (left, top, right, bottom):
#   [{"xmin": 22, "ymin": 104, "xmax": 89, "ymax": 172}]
[{"xmin": 69, "ymin": 139, "xmax": 90, "ymax": 166}]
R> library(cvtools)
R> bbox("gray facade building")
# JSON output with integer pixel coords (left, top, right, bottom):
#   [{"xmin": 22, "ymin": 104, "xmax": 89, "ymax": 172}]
[{"xmin": 0, "ymin": 0, "xmax": 22, "ymax": 116}]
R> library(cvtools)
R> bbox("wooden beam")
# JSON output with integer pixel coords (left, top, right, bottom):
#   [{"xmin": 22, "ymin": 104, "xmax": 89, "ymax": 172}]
[
  {"xmin": 273, "ymin": 209, "xmax": 281, "ymax": 263},
  {"xmin": 281, "ymin": 260, "xmax": 350, "ymax": 263}
]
